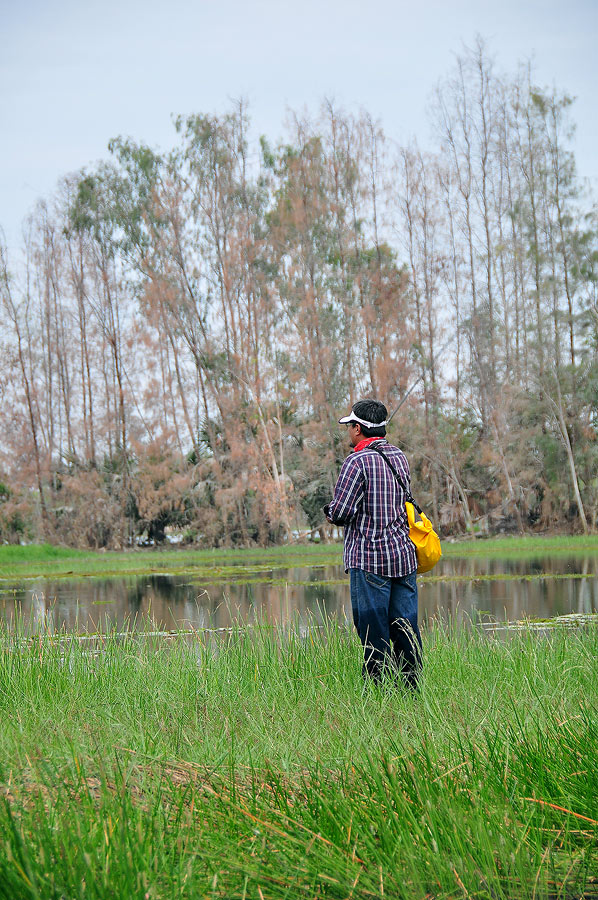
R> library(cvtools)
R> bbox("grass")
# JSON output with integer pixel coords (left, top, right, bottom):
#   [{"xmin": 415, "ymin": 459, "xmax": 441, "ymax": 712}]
[
  {"xmin": 0, "ymin": 543, "xmax": 87, "ymax": 564},
  {"xmin": 0, "ymin": 617, "xmax": 597, "ymax": 898},
  {"xmin": 3, "ymin": 533, "xmax": 598, "ymax": 582},
  {"xmin": 0, "ymin": 542, "xmax": 340, "ymax": 581},
  {"xmin": 442, "ymin": 533, "xmax": 598, "ymax": 559}
]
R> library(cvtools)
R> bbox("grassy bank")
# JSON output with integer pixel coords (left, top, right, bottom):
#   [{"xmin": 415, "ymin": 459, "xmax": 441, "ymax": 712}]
[
  {"xmin": 0, "ymin": 541, "xmax": 339, "ymax": 581},
  {"xmin": 0, "ymin": 620, "xmax": 596, "ymax": 898},
  {"xmin": 3, "ymin": 533, "xmax": 598, "ymax": 581}
]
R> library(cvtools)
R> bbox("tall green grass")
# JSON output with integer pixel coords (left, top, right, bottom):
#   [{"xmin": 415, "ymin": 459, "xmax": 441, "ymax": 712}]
[{"xmin": 0, "ymin": 618, "xmax": 596, "ymax": 897}]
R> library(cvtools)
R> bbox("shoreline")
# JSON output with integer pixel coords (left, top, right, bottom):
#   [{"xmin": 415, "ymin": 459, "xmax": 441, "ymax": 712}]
[{"xmin": 3, "ymin": 533, "xmax": 598, "ymax": 581}]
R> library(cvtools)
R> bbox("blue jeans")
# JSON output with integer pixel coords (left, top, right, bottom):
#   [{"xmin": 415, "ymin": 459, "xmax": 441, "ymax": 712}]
[{"xmin": 350, "ymin": 568, "xmax": 422, "ymax": 687}]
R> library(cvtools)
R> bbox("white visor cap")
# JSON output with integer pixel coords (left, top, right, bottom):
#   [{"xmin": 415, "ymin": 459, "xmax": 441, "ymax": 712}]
[{"xmin": 338, "ymin": 412, "xmax": 387, "ymax": 428}]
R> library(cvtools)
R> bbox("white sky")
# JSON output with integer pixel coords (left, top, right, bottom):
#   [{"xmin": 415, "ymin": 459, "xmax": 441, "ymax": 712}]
[{"xmin": 1, "ymin": 0, "xmax": 597, "ymax": 255}]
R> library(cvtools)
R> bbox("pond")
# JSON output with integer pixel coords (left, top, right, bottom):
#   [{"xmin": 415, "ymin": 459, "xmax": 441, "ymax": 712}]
[{"xmin": 1, "ymin": 552, "xmax": 598, "ymax": 634}]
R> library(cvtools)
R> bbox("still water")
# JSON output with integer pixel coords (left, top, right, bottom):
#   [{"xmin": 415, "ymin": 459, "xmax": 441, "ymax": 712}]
[{"xmin": 1, "ymin": 554, "xmax": 598, "ymax": 634}]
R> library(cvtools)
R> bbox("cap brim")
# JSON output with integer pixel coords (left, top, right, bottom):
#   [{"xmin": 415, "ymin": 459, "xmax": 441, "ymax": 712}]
[{"xmin": 338, "ymin": 414, "xmax": 355, "ymax": 424}]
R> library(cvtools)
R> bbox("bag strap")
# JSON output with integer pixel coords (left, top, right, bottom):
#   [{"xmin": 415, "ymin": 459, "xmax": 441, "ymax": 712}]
[{"xmin": 368, "ymin": 443, "xmax": 423, "ymax": 515}]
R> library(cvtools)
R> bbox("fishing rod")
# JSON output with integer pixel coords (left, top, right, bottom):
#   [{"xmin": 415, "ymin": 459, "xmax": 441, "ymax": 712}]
[{"xmin": 386, "ymin": 337, "xmax": 453, "ymax": 424}]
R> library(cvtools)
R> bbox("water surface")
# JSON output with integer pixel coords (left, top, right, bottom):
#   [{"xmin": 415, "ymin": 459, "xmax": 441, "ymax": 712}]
[{"xmin": 1, "ymin": 553, "xmax": 597, "ymax": 634}]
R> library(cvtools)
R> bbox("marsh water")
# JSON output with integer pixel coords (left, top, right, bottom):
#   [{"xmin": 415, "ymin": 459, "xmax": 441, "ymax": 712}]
[{"xmin": 1, "ymin": 552, "xmax": 598, "ymax": 634}]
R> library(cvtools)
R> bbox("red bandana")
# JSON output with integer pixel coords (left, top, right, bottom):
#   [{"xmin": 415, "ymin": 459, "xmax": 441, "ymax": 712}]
[{"xmin": 353, "ymin": 437, "xmax": 383, "ymax": 453}]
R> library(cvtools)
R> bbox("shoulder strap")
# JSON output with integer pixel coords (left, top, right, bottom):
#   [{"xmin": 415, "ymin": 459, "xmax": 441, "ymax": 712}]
[{"xmin": 368, "ymin": 444, "xmax": 422, "ymax": 515}]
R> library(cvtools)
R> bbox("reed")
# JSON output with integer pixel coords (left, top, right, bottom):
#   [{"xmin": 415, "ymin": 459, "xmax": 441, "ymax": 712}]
[{"xmin": 0, "ymin": 617, "xmax": 596, "ymax": 898}]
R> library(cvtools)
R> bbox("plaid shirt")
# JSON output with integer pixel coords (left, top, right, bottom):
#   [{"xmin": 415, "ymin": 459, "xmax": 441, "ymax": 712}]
[{"xmin": 326, "ymin": 440, "xmax": 417, "ymax": 577}]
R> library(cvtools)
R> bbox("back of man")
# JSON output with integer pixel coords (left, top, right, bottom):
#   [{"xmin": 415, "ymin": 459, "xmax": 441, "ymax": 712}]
[{"xmin": 325, "ymin": 399, "xmax": 422, "ymax": 687}]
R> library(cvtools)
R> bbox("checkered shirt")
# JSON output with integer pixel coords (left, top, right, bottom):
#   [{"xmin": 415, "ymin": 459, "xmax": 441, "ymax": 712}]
[{"xmin": 326, "ymin": 440, "xmax": 417, "ymax": 576}]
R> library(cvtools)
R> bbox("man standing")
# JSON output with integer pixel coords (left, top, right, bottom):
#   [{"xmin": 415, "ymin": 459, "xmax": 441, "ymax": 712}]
[{"xmin": 324, "ymin": 399, "xmax": 422, "ymax": 688}]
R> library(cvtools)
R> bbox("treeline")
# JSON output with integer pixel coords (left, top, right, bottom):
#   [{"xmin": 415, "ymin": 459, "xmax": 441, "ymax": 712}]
[{"xmin": 1, "ymin": 41, "xmax": 598, "ymax": 548}]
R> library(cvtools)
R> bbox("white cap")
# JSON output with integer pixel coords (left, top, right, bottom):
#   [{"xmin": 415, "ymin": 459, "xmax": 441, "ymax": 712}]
[{"xmin": 338, "ymin": 412, "xmax": 387, "ymax": 427}]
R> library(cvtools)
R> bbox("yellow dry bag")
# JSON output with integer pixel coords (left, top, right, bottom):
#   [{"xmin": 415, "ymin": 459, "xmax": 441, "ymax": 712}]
[{"xmin": 406, "ymin": 501, "xmax": 442, "ymax": 574}]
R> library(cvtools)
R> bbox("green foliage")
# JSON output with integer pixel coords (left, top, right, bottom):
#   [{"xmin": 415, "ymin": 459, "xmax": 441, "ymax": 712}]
[{"xmin": 259, "ymin": 134, "xmax": 276, "ymax": 170}]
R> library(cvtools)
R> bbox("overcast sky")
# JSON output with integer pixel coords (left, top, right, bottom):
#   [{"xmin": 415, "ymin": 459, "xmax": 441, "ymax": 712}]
[{"xmin": 1, "ymin": 0, "xmax": 596, "ymax": 255}]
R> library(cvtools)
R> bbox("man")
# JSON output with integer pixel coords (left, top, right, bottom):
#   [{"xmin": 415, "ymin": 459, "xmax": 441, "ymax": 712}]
[{"xmin": 324, "ymin": 399, "xmax": 422, "ymax": 688}]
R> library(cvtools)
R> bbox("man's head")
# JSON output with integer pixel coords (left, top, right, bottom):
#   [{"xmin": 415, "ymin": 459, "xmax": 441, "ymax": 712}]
[{"xmin": 339, "ymin": 399, "xmax": 388, "ymax": 447}]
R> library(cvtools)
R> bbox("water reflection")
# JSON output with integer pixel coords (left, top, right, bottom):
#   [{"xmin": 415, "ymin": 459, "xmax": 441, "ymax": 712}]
[{"xmin": 1, "ymin": 555, "xmax": 597, "ymax": 634}]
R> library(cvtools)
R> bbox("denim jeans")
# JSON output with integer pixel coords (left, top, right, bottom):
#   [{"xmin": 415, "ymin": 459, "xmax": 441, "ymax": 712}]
[{"xmin": 350, "ymin": 568, "xmax": 422, "ymax": 687}]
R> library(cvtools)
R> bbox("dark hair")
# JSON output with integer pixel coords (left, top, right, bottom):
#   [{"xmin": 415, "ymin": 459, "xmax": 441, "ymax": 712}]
[{"xmin": 352, "ymin": 399, "xmax": 387, "ymax": 438}]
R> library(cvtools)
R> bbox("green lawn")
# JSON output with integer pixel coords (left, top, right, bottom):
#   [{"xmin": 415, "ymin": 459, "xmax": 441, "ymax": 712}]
[{"xmin": 0, "ymin": 619, "xmax": 596, "ymax": 898}]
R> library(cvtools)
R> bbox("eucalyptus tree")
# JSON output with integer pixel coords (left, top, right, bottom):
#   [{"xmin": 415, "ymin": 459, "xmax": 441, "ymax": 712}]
[
  {"xmin": 0, "ymin": 241, "xmax": 49, "ymax": 534},
  {"xmin": 68, "ymin": 165, "xmax": 134, "ymax": 464}
]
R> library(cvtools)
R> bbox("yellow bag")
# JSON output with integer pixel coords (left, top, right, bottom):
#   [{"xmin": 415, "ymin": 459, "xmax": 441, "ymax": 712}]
[{"xmin": 406, "ymin": 501, "xmax": 442, "ymax": 574}]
